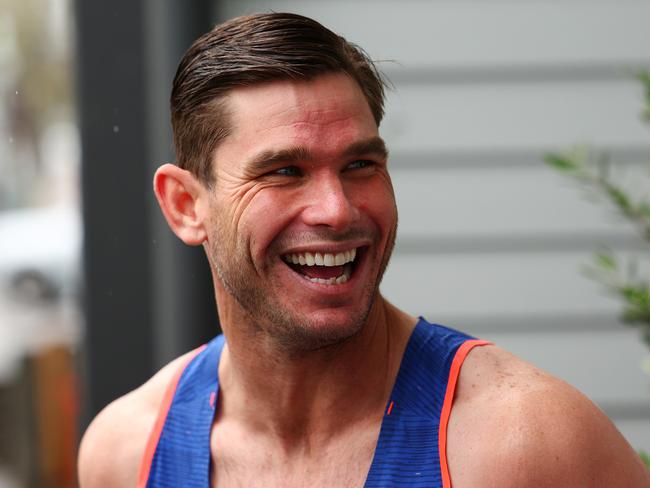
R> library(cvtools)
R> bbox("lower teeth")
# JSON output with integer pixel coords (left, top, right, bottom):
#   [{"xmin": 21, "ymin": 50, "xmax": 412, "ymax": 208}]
[{"xmin": 306, "ymin": 271, "xmax": 349, "ymax": 285}]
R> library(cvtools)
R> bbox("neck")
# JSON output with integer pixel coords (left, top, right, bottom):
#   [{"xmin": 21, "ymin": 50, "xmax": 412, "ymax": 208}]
[{"xmin": 215, "ymin": 292, "xmax": 416, "ymax": 451}]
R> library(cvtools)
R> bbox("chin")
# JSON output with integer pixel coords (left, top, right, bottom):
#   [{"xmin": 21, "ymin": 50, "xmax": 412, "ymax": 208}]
[{"xmin": 262, "ymin": 307, "xmax": 371, "ymax": 353}]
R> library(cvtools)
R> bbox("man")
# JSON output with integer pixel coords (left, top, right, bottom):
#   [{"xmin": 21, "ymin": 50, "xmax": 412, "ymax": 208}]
[{"xmin": 78, "ymin": 12, "xmax": 649, "ymax": 487}]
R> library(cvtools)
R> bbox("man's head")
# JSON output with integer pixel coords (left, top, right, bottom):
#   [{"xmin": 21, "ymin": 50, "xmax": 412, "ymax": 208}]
[
  {"xmin": 171, "ymin": 12, "xmax": 387, "ymax": 184},
  {"xmin": 155, "ymin": 14, "xmax": 397, "ymax": 352}
]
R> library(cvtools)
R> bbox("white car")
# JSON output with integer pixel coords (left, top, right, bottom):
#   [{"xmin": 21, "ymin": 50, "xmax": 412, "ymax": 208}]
[{"xmin": 0, "ymin": 205, "xmax": 81, "ymax": 302}]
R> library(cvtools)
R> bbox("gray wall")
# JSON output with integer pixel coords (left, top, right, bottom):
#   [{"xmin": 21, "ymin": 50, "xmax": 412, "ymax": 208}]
[{"xmin": 217, "ymin": 0, "xmax": 650, "ymax": 450}]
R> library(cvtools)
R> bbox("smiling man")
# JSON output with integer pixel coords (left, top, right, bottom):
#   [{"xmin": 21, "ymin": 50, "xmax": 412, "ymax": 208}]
[{"xmin": 78, "ymin": 13, "xmax": 649, "ymax": 488}]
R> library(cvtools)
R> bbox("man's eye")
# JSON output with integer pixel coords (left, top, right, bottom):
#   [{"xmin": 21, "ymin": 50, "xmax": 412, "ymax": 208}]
[
  {"xmin": 272, "ymin": 166, "xmax": 301, "ymax": 176},
  {"xmin": 347, "ymin": 160, "xmax": 374, "ymax": 170}
]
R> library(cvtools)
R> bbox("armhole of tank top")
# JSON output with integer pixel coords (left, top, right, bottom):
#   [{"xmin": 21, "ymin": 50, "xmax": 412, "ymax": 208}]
[
  {"xmin": 136, "ymin": 344, "xmax": 207, "ymax": 488},
  {"xmin": 438, "ymin": 339, "xmax": 492, "ymax": 488}
]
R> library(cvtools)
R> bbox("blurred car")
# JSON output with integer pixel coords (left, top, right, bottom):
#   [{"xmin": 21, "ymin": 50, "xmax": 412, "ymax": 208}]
[{"xmin": 0, "ymin": 205, "xmax": 81, "ymax": 303}]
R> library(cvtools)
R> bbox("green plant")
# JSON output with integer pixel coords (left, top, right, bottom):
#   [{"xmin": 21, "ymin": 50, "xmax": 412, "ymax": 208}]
[
  {"xmin": 544, "ymin": 72, "xmax": 650, "ymax": 349},
  {"xmin": 640, "ymin": 72, "xmax": 650, "ymax": 122},
  {"xmin": 545, "ymin": 71, "xmax": 650, "ymax": 468},
  {"xmin": 639, "ymin": 449, "xmax": 650, "ymax": 469}
]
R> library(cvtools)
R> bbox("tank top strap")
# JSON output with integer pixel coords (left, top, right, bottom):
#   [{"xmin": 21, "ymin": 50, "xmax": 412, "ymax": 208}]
[
  {"xmin": 140, "ymin": 334, "xmax": 226, "ymax": 488},
  {"xmin": 364, "ymin": 318, "xmax": 490, "ymax": 487}
]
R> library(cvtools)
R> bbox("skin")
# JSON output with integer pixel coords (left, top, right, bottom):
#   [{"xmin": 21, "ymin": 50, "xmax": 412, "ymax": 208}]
[{"xmin": 78, "ymin": 73, "xmax": 650, "ymax": 487}]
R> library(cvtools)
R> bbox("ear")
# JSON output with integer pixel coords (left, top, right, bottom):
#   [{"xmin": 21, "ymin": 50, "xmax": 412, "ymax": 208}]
[{"xmin": 153, "ymin": 163, "xmax": 208, "ymax": 246}]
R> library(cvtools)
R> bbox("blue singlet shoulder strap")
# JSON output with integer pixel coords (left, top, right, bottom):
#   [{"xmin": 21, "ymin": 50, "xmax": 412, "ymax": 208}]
[
  {"xmin": 144, "ymin": 334, "xmax": 225, "ymax": 488},
  {"xmin": 364, "ymin": 318, "xmax": 487, "ymax": 488}
]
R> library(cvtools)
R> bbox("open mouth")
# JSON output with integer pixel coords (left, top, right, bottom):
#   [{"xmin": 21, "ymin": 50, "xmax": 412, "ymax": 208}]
[{"xmin": 282, "ymin": 248, "xmax": 360, "ymax": 285}]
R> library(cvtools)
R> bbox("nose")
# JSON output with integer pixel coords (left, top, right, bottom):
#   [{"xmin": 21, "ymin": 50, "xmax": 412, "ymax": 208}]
[{"xmin": 301, "ymin": 174, "xmax": 360, "ymax": 230}]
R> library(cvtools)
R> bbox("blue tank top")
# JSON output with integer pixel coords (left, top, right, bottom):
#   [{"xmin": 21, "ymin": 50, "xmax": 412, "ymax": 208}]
[{"xmin": 138, "ymin": 318, "xmax": 490, "ymax": 487}]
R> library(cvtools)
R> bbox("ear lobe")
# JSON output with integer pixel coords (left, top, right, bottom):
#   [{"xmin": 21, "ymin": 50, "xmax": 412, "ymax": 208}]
[{"xmin": 153, "ymin": 163, "xmax": 208, "ymax": 245}]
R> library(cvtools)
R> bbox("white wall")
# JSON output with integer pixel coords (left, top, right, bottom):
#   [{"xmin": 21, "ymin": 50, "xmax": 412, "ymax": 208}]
[{"xmin": 217, "ymin": 0, "xmax": 650, "ymax": 451}]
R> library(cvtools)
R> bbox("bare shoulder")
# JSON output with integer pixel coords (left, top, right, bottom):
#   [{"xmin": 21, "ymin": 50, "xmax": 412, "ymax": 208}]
[
  {"xmin": 447, "ymin": 344, "xmax": 650, "ymax": 488},
  {"xmin": 78, "ymin": 349, "xmax": 199, "ymax": 488}
]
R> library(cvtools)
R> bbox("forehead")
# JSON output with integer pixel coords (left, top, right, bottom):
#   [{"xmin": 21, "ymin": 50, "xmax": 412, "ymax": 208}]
[{"xmin": 214, "ymin": 73, "xmax": 379, "ymax": 168}]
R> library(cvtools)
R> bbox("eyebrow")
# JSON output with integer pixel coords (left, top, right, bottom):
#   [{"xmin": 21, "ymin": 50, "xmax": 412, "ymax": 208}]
[
  {"xmin": 341, "ymin": 136, "xmax": 389, "ymax": 160},
  {"xmin": 244, "ymin": 136, "xmax": 389, "ymax": 173}
]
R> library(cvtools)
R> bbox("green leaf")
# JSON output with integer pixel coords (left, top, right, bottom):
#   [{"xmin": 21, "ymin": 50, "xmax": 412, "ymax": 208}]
[
  {"xmin": 605, "ymin": 185, "xmax": 632, "ymax": 212},
  {"xmin": 639, "ymin": 71, "xmax": 650, "ymax": 122},
  {"xmin": 638, "ymin": 71, "xmax": 650, "ymax": 96},
  {"xmin": 620, "ymin": 285, "xmax": 650, "ymax": 306},
  {"xmin": 593, "ymin": 251, "xmax": 617, "ymax": 270},
  {"xmin": 544, "ymin": 154, "xmax": 579, "ymax": 172},
  {"xmin": 638, "ymin": 201, "xmax": 650, "ymax": 217}
]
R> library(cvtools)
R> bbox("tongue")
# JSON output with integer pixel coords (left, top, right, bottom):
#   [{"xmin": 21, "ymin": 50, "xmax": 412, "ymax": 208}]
[{"xmin": 293, "ymin": 264, "xmax": 345, "ymax": 280}]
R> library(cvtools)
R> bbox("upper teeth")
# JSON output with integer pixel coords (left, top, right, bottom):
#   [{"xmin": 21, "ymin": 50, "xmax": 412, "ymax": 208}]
[{"xmin": 284, "ymin": 248, "xmax": 357, "ymax": 267}]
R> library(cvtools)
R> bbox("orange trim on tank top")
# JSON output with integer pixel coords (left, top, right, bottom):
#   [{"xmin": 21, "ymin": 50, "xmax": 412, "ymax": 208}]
[
  {"xmin": 136, "ymin": 344, "xmax": 208, "ymax": 488},
  {"xmin": 386, "ymin": 400, "xmax": 395, "ymax": 416},
  {"xmin": 439, "ymin": 339, "xmax": 491, "ymax": 488}
]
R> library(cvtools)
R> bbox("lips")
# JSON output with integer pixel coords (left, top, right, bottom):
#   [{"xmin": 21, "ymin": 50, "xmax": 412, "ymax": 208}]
[{"xmin": 283, "ymin": 248, "xmax": 358, "ymax": 285}]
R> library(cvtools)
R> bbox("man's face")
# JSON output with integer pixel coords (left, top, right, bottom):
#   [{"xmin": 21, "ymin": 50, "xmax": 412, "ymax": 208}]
[{"xmin": 203, "ymin": 73, "xmax": 397, "ymax": 351}]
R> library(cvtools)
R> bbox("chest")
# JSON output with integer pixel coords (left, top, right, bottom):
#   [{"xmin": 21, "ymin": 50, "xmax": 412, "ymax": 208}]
[
  {"xmin": 209, "ymin": 422, "xmax": 379, "ymax": 488},
  {"xmin": 144, "ymin": 324, "xmax": 479, "ymax": 487}
]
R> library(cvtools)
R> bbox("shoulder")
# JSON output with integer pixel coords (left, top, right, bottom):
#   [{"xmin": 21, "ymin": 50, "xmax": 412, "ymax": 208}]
[
  {"xmin": 78, "ymin": 349, "xmax": 200, "ymax": 488},
  {"xmin": 447, "ymin": 344, "xmax": 650, "ymax": 488}
]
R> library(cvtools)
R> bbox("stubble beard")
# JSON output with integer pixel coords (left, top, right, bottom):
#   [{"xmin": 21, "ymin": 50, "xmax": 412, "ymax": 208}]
[{"xmin": 208, "ymin": 219, "xmax": 397, "ymax": 354}]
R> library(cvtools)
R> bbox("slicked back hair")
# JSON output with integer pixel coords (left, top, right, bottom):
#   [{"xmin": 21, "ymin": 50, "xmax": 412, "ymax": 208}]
[{"xmin": 171, "ymin": 12, "xmax": 387, "ymax": 184}]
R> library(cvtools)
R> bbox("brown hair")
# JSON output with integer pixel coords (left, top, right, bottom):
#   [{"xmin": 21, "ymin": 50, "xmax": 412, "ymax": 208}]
[{"xmin": 171, "ymin": 12, "xmax": 387, "ymax": 183}]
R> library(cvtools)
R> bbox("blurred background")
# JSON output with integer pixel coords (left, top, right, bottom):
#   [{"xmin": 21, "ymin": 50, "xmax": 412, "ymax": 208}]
[{"xmin": 1, "ymin": 0, "xmax": 649, "ymax": 486}]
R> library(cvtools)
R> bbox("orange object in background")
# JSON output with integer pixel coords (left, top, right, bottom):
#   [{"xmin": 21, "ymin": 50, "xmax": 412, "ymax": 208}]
[{"xmin": 31, "ymin": 346, "xmax": 79, "ymax": 488}]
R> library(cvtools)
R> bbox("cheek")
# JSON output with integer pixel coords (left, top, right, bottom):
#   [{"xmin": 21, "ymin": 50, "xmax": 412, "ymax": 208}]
[
  {"xmin": 356, "ymin": 179, "xmax": 398, "ymax": 231},
  {"xmin": 215, "ymin": 181, "xmax": 286, "ymax": 241},
  {"xmin": 216, "ymin": 181, "xmax": 259, "ymax": 233},
  {"xmin": 240, "ymin": 190, "xmax": 297, "ymax": 259}
]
